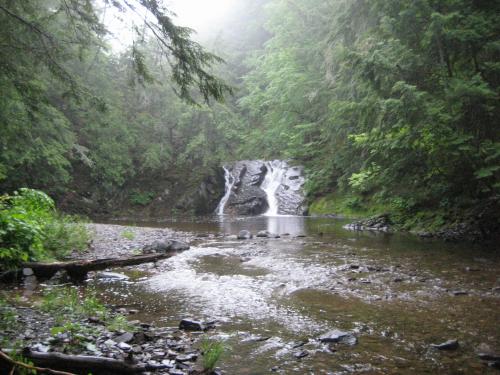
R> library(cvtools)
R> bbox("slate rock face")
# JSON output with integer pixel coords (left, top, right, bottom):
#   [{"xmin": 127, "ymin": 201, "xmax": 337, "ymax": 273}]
[
  {"xmin": 220, "ymin": 160, "xmax": 306, "ymax": 216},
  {"xmin": 223, "ymin": 160, "xmax": 269, "ymax": 215},
  {"xmin": 274, "ymin": 163, "xmax": 307, "ymax": 215}
]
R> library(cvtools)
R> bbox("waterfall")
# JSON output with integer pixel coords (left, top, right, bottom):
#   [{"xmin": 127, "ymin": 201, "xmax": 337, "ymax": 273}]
[
  {"xmin": 216, "ymin": 166, "xmax": 235, "ymax": 215},
  {"xmin": 261, "ymin": 160, "xmax": 287, "ymax": 216},
  {"xmin": 216, "ymin": 160, "xmax": 305, "ymax": 216}
]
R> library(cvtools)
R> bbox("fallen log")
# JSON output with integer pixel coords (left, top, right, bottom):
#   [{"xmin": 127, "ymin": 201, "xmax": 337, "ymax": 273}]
[
  {"xmin": 0, "ymin": 253, "xmax": 175, "ymax": 282},
  {"xmin": 0, "ymin": 349, "xmax": 75, "ymax": 375},
  {"xmin": 1, "ymin": 348, "xmax": 155, "ymax": 375}
]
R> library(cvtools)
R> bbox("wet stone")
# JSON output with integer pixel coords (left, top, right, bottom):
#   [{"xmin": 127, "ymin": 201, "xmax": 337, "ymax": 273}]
[
  {"xmin": 179, "ymin": 319, "xmax": 205, "ymax": 331},
  {"xmin": 115, "ymin": 332, "xmax": 134, "ymax": 343},
  {"xmin": 292, "ymin": 340, "xmax": 307, "ymax": 349},
  {"xmin": 96, "ymin": 271, "xmax": 129, "ymax": 281},
  {"xmin": 319, "ymin": 330, "xmax": 357, "ymax": 346},
  {"xmin": 117, "ymin": 342, "xmax": 131, "ymax": 351},
  {"xmin": 256, "ymin": 230, "xmax": 269, "ymax": 238},
  {"xmin": 132, "ymin": 345, "xmax": 143, "ymax": 354},
  {"xmin": 161, "ymin": 359, "xmax": 175, "ymax": 368},
  {"xmin": 22, "ymin": 268, "xmax": 34, "ymax": 276},
  {"xmin": 237, "ymin": 230, "xmax": 253, "ymax": 240},
  {"xmin": 488, "ymin": 361, "xmax": 500, "ymax": 369},
  {"xmin": 294, "ymin": 350, "xmax": 309, "ymax": 359},
  {"xmin": 431, "ymin": 339, "xmax": 459, "ymax": 350}
]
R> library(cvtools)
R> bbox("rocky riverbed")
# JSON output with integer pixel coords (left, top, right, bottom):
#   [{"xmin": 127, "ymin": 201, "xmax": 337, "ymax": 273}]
[
  {"xmin": 2, "ymin": 218, "xmax": 500, "ymax": 374},
  {"xmin": 0, "ymin": 304, "xmax": 214, "ymax": 374},
  {"xmin": 0, "ymin": 223, "xmax": 220, "ymax": 375}
]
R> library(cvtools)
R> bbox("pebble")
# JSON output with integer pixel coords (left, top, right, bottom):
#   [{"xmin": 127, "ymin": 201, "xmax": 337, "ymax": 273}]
[
  {"xmin": 319, "ymin": 330, "xmax": 357, "ymax": 346},
  {"xmin": 294, "ymin": 350, "xmax": 309, "ymax": 359},
  {"xmin": 117, "ymin": 342, "xmax": 131, "ymax": 351},
  {"xmin": 430, "ymin": 339, "xmax": 459, "ymax": 350},
  {"xmin": 22, "ymin": 268, "xmax": 34, "ymax": 276},
  {"xmin": 115, "ymin": 332, "xmax": 134, "ymax": 343}
]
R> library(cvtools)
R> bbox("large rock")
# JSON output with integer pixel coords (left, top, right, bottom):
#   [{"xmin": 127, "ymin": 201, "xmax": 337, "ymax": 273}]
[
  {"xmin": 237, "ymin": 230, "xmax": 253, "ymax": 240},
  {"xmin": 343, "ymin": 214, "xmax": 392, "ymax": 233},
  {"xmin": 430, "ymin": 339, "xmax": 459, "ymax": 350},
  {"xmin": 220, "ymin": 160, "xmax": 306, "ymax": 215},
  {"xmin": 143, "ymin": 240, "xmax": 190, "ymax": 254},
  {"xmin": 318, "ymin": 330, "xmax": 357, "ymax": 346},
  {"xmin": 179, "ymin": 319, "xmax": 205, "ymax": 331},
  {"xmin": 224, "ymin": 161, "xmax": 269, "ymax": 215},
  {"xmin": 274, "ymin": 163, "xmax": 307, "ymax": 215}
]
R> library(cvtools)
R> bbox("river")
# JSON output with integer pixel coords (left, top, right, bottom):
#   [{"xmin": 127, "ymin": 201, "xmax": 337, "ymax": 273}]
[{"xmin": 91, "ymin": 215, "xmax": 500, "ymax": 374}]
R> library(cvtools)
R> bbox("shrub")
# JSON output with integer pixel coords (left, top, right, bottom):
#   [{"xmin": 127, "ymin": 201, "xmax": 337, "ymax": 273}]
[
  {"xmin": 129, "ymin": 190, "xmax": 155, "ymax": 206},
  {"xmin": 42, "ymin": 214, "xmax": 90, "ymax": 259},
  {"xmin": 0, "ymin": 188, "xmax": 91, "ymax": 269}
]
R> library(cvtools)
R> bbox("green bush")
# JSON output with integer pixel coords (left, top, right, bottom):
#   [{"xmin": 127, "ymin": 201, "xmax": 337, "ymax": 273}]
[
  {"xmin": 42, "ymin": 214, "xmax": 90, "ymax": 260},
  {"xmin": 0, "ymin": 188, "xmax": 91, "ymax": 269},
  {"xmin": 129, "ymin": 190, "xmax": 155, "ymax": 206}
]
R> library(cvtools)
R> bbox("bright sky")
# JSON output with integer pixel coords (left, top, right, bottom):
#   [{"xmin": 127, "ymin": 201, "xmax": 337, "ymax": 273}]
[
  {"xmin": 104, "ymin": 0, "xmax": 238, "ymax": 50},
  {"xmin": 167, "ymin": 0, "xmax": 237, "ymax": 30}
]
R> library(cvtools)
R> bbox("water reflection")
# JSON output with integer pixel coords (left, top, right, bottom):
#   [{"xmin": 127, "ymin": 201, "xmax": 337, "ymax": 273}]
[{"xmin": 218, "ymin": 215, "xmax": 306, "ymax": 236}]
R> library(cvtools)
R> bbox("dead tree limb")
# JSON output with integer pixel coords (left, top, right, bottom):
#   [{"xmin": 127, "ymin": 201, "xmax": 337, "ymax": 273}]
[
  {"xmin": 0, "ymin": 253, "xmax": 175, "ymax": 282},
  {"xmin": 0, "ymin": 349, "xmax": 76, "ymax": 375}
]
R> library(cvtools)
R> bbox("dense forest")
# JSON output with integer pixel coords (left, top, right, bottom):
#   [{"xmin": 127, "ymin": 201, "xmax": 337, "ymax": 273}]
[
  {"xmin": 1, "ymin": 2, "xmax": 500, "ymax": 374},
  {"xmin": 1, "ymin": 0, "xmax": 499, "ymax": 236}
]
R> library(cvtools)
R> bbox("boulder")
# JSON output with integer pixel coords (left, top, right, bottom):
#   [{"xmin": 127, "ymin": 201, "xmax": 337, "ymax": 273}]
[
  {"xmin": 319, "ymin": 330, "xmax": 357, "ymax": 346},
  {"xmin": 237, "ymin": 230, "xmax": 253, "ymax": 240},
  {"xmin": 256, "ymin": 230, "xmax": 270, "ymax": 238},
  {"xmin": 218, "ymin": 160, "xmax": 307, "ymax": 215},
  {"xmin": 344, "ymin": 214, "xmax": 392, "ymax": 233},
  {"xmin": 224, "ymin": 161, "xmax": 269, "ymax": 215},
  {"xmin": 114, "ymin": 332, "xmax": 134, "ymax": 343},
  {"xmin": 179, "ymin": 319, "xmax": 205, "ymax": 331},
  {"xmin": 431, "ymin": 339, "xmax": 459, "ymax": 350},
  {"xmin": 143, "ymin": 240, "xmax": 189, "ymax": 254},
  {"xmin": 275, "ymin": 164, "xmax": 307, "ymax": 215}
]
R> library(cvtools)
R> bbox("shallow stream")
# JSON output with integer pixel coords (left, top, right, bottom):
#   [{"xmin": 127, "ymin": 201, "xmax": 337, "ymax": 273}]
[{"xmin": 92, "ymin": 216, "xmax": 500, "ymax": 374}]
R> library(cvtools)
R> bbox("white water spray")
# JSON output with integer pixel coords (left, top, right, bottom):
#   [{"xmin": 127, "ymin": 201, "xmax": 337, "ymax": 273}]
[
  {"xmin": 261, "ymin": 160, "xmax": 287, "ymax": 216},
  {"xmin": 216, "ymin": 166, "xmax": 235, "ymax": 215}
]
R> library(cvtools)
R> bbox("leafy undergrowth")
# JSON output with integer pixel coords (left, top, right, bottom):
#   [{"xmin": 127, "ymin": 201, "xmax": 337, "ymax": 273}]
[
  {"xmin": 40, "ymin": 286, "xmax": 133, "ymax": 332},
  {"xmin": 0, "ymin": 188, "xmax": 91, "ymax": 270},
  {"xmin": 309, "ymin": 191, "xmax": 499, "ymax": 241},
  {"xmin": 308, "ymin": 192, "xmax": 389, "ymax": 219}
]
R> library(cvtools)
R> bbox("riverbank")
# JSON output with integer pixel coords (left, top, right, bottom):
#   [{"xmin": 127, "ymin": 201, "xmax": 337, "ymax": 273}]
[
  {"xmin": 2, "ymin": 219, "xmax": 500, "ymax": 374},
  {"xmin": 0, "ymin": 223, "xmax": 220, "ymax": 375},
  {"xmin": 309, "ymin": 192, "xmax": 500, "ymax": 243}
]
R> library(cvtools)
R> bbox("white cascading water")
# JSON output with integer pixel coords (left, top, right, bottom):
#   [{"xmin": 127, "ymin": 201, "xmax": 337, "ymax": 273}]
[
  {"xmin": 261, "ymin": 160, "xmax": 287, "ymax": 216},
  {"xmin": 216, "ymin": 166, "xmax": 235, "ymax": 215}
]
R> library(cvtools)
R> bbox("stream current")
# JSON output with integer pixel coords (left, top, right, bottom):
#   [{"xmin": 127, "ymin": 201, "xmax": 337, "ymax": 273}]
[{"xmin": 92, "ymin": 215, "xmax": 500, "ymax": 374}]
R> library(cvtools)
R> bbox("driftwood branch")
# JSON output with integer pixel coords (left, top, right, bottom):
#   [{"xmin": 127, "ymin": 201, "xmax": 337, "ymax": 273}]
[
  {"xmin": 0, "ymin": 349, "xmax": 75, "ymax": 375},
  {"xmin": 1, "ymin": 253, "xmax": 174, "ymax": 282},
  {"xmin": 0, "ymin": 347, "xmax": 169, "ymax": 374},
  {"xmin": 21, "ymin": 349, "xmax": 150, "ymax": 374}
]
